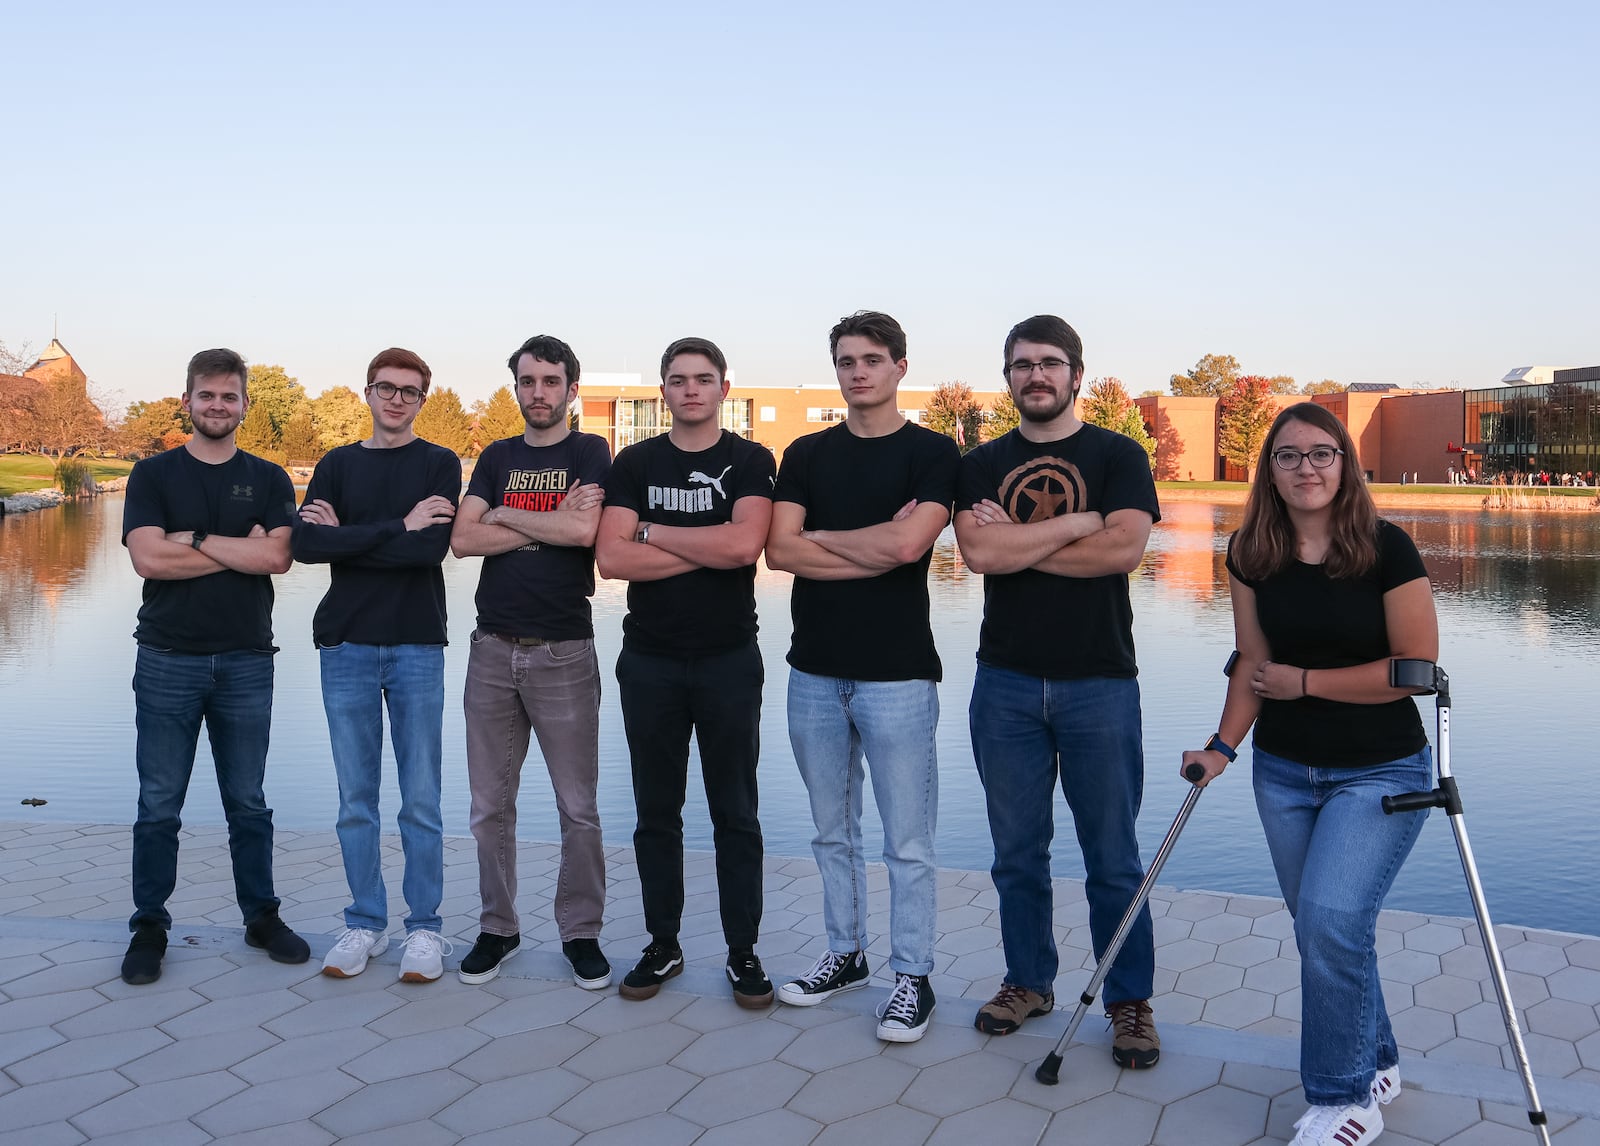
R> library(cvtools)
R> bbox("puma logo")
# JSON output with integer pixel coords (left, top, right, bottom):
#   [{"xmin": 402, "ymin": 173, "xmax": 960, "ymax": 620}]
[{"xmin": 689, "ymin": 465, "xmax": 733, "ymax": 499}]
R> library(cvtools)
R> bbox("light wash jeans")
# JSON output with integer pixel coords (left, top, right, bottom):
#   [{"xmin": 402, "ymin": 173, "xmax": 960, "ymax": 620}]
[
  {"xmin": 787, "ymin": 669, "xmax": 939, "ymax": 976},
  {"xmin": 1253, "ymin": 744, "xmax": 1432, "ymax": 1106},
  {"xmin": 969, "ymin": 666, "xmax": 1153, "ymax": 1004},
  {"xmin": 319, "ymin": 642, "xmax": 445, "ymax": 935}
]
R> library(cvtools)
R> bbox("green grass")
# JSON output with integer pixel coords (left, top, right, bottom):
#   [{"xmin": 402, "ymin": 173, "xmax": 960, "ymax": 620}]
[{"xmin": 0, "ymin": 454, "xmax": 136, "ymax": 497}]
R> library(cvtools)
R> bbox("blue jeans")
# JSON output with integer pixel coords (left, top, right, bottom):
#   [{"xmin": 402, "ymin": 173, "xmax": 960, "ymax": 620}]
[
  {"xmin": 1253, "ymin": 745, "xmax": 1431, "ymax": 1106},
  {"xmin": 320, "ymin": 642, "xmax": 445, "ymax": 935},
  {"xmin": 969, "ymin": 666, "xmax": 1153, "ymax": 1004},
  {"xmin": 131, "ymin": 646, "xmax": 279, "ymax": 930},
  {"xmin": 788, "ymin": 669, "xmax": 939, "ymax": 976}
]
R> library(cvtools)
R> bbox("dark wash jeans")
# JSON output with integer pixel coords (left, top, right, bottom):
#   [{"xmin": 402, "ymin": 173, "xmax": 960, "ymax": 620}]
[
  {"xmin": 617, "ymin": 642, "xmax": 765, "ymax": 948},
  {"xmin": 130, "ymin": 646, "xmax": 280, "ymax": 931}
]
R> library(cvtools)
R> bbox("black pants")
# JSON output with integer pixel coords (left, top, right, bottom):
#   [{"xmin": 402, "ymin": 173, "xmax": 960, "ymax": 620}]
[{"xmin": 617, "ymin": 642, "xmax": 764, "ymax": 948}]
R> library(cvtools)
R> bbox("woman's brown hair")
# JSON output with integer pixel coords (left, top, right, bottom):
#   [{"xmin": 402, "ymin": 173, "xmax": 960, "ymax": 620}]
[{"xmin": 1231, "ymin": 402, "xmax": 1379, "ymax": 580}]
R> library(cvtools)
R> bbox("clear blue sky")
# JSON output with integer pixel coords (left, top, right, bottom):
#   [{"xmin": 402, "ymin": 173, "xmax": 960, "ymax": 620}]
[{"xmin": 4, "ymin": 0, "xmax": 1596, "ymax": 408}]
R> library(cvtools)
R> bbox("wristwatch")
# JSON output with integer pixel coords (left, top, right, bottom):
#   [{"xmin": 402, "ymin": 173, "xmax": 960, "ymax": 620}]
[
  {"xmin": 635, "ymin": 523, "xmax": 651, "ymax": 544},
  {"xmin": 191, "ymin": 531, "xmax": 208, "ymax": 551},
  {"xmin": 1203, "ymin": 733, "xmax": 1237, "ymax": 762}
]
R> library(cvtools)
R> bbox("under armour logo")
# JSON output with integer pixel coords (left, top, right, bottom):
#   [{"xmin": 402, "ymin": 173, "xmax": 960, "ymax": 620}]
[
  {"xmin": 689, "ymin": 465, "xmax": 733, "ymax": 499},
  {"xmin": 231, "ymin": 485, "xmax": 254, "ymax": 498}
]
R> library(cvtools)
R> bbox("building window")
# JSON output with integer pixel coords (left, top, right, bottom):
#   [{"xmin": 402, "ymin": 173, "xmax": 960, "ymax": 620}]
[
  {"xmin": 617, "ymin": 398, "xmax": 669, "ymax": 448},
  {"xmin": 806, "ymin": 407, "xmax": 848, "ymax": 423},
  {"xmin": 759, "ymin": 406, "xmax": 777, "ymax": 423},
  {"xmin": 719, "ymin": 398, "xmax": 753, "ymax": 437}
]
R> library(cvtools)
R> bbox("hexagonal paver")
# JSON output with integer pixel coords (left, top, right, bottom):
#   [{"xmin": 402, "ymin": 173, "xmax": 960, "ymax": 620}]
[
  {"xmin": 432, "ymin": 1069, "xmax": 587, "ymax": 1135},
  {"xmin": 1412, "ymin": 973, "xmax": 1484, "ymax": 1013},
  {"xmin": 1038, "ymin": 1090, "xmax": 1160, "ymax": 1145},
  {"xmin": 1201, "ymin": 987, "xmax": 1276, "ymax": 1029},
  {"xmin": 1152, "ymin": 1083, "xmax": 1271, "ymax": 1146},
  {"xmin": 1402, "ymin": 921, "xmax": 1468, "ymax": 955},
  {"xmin": 672, "ymin": 1059, "xmax": 809, "ymax": 1126},
  {"xmin": 1156, "ymin": 938, "xmax": 1219, "ymax": 973},
  {"xmin": 1215, "ymin": 935, "xmax": 1281, "ymax": 969},
  {"xmin": 788, "ymin": 1055, "xmax": 917, "ymax": 1122},
  {"xmin": 899, "ymin": 1051, "xmax": 1023, "ymax": 1117},
  {"xmin": 810, "ymin": 1103, "xmax": 938, "ymax": 1146},
  {"xmin": 1548, "ymin": 965, "xmax": 1600, "ymax": 1005},
  {"xmin": 551, "ymin": 1063, "xmax": 700, "ymax": 1132},
  {"xmin": 1175, "ymin": 961, "xmax": 1244, "ymax": 998}
]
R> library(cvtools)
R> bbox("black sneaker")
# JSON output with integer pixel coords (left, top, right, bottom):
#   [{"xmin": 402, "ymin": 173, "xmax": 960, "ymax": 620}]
[
  {"xmin": 777, "ymin": 949, "xmax": 870, "ymax": 1006},
  {"xmin": 457, "ymin": 931, "xmax": 520, "ymax": 985},
  {"xmin": 619, "ymin": 938, "xmax": 684, "ymax": 1000},
  {"xmin": 121, "ymin": 924, "xmax": 167, "ymax": 985},
  {"xmin": 726, "ymin": 947, "xmax": 774, "ymax": 1009},
  {"xmin": 563, "ymin": 938, "xmax": 611, "ymax": 990},
  {"xmin": 244, "ymin": 910, "xmax": 310, "ymax": 964},
  {"xmin": 876, "ymin": 972, "xmax": 935, "ymax": 1043}
]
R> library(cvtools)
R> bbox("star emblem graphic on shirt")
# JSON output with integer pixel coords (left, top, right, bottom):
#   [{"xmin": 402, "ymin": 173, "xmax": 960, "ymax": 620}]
[{"xmin": 998, "ymin": 457, "xmax": 1086, "ymax": 523}]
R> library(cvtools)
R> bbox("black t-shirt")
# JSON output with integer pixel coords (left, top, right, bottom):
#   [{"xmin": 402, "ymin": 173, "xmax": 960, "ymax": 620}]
[
  {"xmin": 604, "ymin": 430, "xmax": 776, "ymax": 656},
  {"xmin": 1227, "ymin": 519, "xmax": 1430, "ymax": 767},
  {"xmin": 957, "ymin": 424, "xmax": 1160, "ymax": 679},
  {"xmin": 291, "ymin": 438, "xmax": 462, "ymax": 647},
  {"xmin": 466, "ymin": 432, "xmax": 611, "ymax": 640},
  {"xmin": 121, "ymin": 446, "xmax": 296, "ymax": 654},
  {"xmin": 774, "ymin": 421, "xmax": 959, "ymax": 682}
]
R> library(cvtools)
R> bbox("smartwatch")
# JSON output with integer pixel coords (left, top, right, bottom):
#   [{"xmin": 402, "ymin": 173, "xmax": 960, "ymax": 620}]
[
  {"xmin": 635, "ymin": 523, "xmax": 651, "ymax": 545},
  {"xmin": 1203, "ymin": 733, "xmax": 1237, "ymax": 762},
  {"xmin": 191, "ymin": 531, "xmax": 208, "ymax": 551}
]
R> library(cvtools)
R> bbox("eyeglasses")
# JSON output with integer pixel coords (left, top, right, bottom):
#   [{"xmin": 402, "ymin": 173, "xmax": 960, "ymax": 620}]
[
  {"xmin": 1006, "ymin": 357, "xmax": 1071, "ymax": 377},
  {"xmin": 1272, "ymin": 446, "xmax": 1343, "ymax": 470},
  {"xmin": 368, "ymin": 381, "xmax": 425, "ymax": 405}
]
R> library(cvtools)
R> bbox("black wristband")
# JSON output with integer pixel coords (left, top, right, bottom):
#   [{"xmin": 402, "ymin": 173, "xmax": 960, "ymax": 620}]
[{"xmin": 1204, "ymin": 733, "xmax": 1237, "ymax": 762}]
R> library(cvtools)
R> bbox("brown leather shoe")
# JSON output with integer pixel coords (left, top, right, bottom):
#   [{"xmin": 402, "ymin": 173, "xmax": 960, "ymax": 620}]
[
  {"xmin": 1107, "ymin": 998, "xmax": 1160, "ymax": 1068},
  {"xmin": 974, "ymin": 982, "xmax": 1054, "ymax": 1035}
]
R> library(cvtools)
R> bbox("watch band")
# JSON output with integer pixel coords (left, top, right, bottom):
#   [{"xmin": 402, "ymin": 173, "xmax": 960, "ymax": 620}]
[
  {"xmin": 1204, "ymin": 733, "xmax": 1237, "ymax": 762},
  {"xmin": 635, "ymin": 523, "xmax": 651, "ymax": 545},
  {"xmin": 191, "ymin": 531, "xmax": 208, "ymax": 551}
]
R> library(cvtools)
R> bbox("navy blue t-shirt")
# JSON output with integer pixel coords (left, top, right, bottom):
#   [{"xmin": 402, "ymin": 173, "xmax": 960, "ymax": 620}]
[{"xmin": 121, "ymin": 446, "xmax": 296, "ymax": 654}]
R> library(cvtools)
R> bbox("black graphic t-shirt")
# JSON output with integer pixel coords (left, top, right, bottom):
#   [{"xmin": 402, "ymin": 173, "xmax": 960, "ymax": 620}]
[
  {"xmin": 1227, "ymin": 520, "xmax": 1429, "ymax": 767},
  {"xmin": 121, "ymin": 446, "xmax": 297, "ymax": 654},
  {"xmin": 774, "ymin": 420, "xmax": 960, "ymax": 682},
  {"xmin": 466, "ymin": 432, "xmax": 611, "ymax": 640},
  {"xmin": 605, "ymin": 430, "xmax": 776, "ymax": 656},
  {"xmin": 957, "ymin": 424, "xmax": 1160, "ymax": 679}
]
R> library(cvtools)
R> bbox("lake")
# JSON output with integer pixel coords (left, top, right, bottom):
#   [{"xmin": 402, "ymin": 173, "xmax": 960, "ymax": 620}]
[{"xmin": 3, "ymin": 494, "xmax": 1597, "ymax": 934}]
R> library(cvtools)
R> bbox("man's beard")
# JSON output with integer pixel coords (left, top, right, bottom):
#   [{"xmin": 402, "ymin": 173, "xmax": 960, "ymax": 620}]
[{"xmin": 1017, "ymin": 385, "xmax": 1075, "ymax": 424}]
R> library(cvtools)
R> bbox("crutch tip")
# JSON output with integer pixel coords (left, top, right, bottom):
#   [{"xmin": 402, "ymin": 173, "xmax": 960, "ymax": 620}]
[{"xmin": 1034, "ymin": 1054, "xmax": 1063, "ymax": 1085}]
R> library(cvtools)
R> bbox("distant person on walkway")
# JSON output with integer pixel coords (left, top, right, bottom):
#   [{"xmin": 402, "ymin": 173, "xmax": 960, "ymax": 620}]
[
  {"xmin": 119, "ymin": 348, "xmax": 308, "ymax": 985},
  {"xmin": 291, "ymin": 348, "xmax": 461, "ymax": 984},
  {"xmin": 954, "ymin": 315, "xmax": 1163, "ymax": 1067},
  {"xmin": 1183, "ymin": 402, "xmax": 1437, "ymax": 1146},
  {"xmin": 765, "ymin": 310, "xmax": 960, "ymax": 1043},
  {"xmin": 449, "ymin": 335, "xmax": 613, "ymax": 989},
  {"xmin": 596, "ymin": 337, "xmax": 776, "ymax": 1008}
]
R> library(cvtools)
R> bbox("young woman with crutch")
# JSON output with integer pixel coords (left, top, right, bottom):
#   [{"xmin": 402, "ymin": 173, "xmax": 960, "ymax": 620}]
[{"xmin": 1182, "ymin": 402, "xmax": 1437, "ymax": 1146}]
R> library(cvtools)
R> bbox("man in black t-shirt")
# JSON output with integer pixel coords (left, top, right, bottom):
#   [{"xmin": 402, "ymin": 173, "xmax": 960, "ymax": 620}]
[
  {"xmin": 596, "ymin": 337, "xmax": 777, "ymax": 1008},
  {"xmin": 119, "ymin": 348, "xmax": 309, "ymax": 986},
  {"xmin": 291, "ymin": 347, "xmax": 461, "ymax": 984},
  {"xmin": 955, "ymin": 315, "xmax": 1163, "ymax": 1067},
  {"xmin": 449, "ymin": 335, "xmax": 613, "ymax": 990},
  {"xmin": 766, "ymin": 311, "xmax": 960, "ymax": 1044}
]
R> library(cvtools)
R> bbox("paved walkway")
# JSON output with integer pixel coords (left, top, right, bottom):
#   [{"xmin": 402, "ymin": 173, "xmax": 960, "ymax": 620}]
[{"xmin": 1, "ymin": 820, "xmax": 1597, "ymax": 1144}]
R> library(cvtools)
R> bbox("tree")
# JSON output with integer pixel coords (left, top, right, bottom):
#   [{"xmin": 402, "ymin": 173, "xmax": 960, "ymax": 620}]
[
  {"xmin": 235, "ymin": 401, "xmax": 281, "ymax": 458},
  {"xmin": 984, "ymin": 389, "xmax": 1020, "ymax": 441},
  {"xmin": 120, "ymin": 397, "xmax": 190, "ymax": 456},
  {"xmin": 1170, "ymin": 353, "xmax": 1242, "ymax": 397},
  {"xmin": 29, "ymin": 372, "xmax": 106, "ymax": 456},
  {"xmin": 923, "ymin": 381, "xmax": 984, "ymax": 452},
  {"xmin": 281, "ymin": 407, "xmax": 323, "ymax": 464},
  {"xmin": 310, "ymin": 386, "xmax": 371, "ymax": 451},
  {"xmin": 1080, "ymin": 378, "xmax": 1156, "ymax": 469},
  {"xmin": 1218, "ymin": 375, "xmax": 1277, "ymax": 478},
  {"xmin": 0, "ymin": 338, "xmax": 35, "ymax": 377},
  {"xmin": 1302, "ymin": 379, "xmax": 1344, "ymax": 395},
  {"xmin": 413, "ymin": 386, "xmax": 472, "ymax": 454},
  {"xmin": 1266, "ymin": 375, "xmax": 1298, "ymax": 394},
  {"xmin": 473, "ymin": 387, "xmax": 525, "ymax": 447},
  {"xmin": 245, "ymin": 364, "xmax": 309, "ymax": 440}
]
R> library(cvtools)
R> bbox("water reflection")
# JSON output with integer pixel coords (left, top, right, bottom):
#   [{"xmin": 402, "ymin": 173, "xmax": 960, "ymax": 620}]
[{"xmin": 3, "ymin": 496, "xmax": 1597, "ymax": 935}]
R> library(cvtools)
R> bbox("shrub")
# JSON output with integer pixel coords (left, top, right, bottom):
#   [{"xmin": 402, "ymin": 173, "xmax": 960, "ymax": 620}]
[{"xmin": 54, "ymin": 457, "xmax": 93, "ymax": 498}]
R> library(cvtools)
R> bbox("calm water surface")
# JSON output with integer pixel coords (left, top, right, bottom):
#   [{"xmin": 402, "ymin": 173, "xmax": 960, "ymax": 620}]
[{"xmin": 3, "ymin": 495, "xmax": 1597, "ymax": 934}]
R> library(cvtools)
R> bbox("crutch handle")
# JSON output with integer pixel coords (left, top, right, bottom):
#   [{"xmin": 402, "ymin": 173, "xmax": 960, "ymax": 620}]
[
  {"xmin": 1383, "ymin": 789, "xmax": 1443, "ymax": 814},
  {"xmin": 1183, "ymin": 762, "xmax": 1206, "ymax": 783}
]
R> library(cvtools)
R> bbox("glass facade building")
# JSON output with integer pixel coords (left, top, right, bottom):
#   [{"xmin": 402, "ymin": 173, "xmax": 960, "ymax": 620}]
[{"xmin": 1464, "ymin": 367, "xmax": 1600, "ymax": 480}]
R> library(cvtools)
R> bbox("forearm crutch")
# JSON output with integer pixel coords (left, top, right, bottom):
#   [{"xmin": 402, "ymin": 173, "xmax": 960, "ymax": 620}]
[
  {"xmin": 1383, "ymin": 659, "xmax": 1550, "ymax": 1144},
  {"xmin": 1035, "ymin": 759, "xmax": 1207, "ymax": 1085}
]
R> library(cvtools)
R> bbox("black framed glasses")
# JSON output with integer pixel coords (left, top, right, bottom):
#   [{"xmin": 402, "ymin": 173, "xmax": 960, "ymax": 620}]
[
  {"xmin": 368, "ymin": 381, "xmax": 425, "ymax": 405},
  {"xmin": 1272, "ymin": 446, "xmax": 1343, "ymax": 470},
  {"xmin": 1006, "ymin": 357, "xmax": 1071, "ymax": 377}
]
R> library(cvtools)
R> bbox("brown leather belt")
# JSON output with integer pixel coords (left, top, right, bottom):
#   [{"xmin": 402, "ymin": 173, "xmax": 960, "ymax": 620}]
[{"xmin": 487, "ymin": 632, "xmax": 551, "ymax": 647}]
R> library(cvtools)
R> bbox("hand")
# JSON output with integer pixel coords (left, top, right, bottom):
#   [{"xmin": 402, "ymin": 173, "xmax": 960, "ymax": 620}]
[
  {"xmin": 558, "ymin": 480, "xmax": 605, "ymax": 513},
  {"xmin": 1250, "ymin": 659, "xmax": 1306, "ymax": 700},
  {"xmin": 299, "ymin": 498, "xmax": 341, "ymax": 527},
  {"xmin": 248, "ymin": 523, "xmax": 267, "ymax": 538},
  {"xmin": 166, "ymin": 529, "xmax": 194, "ymax": 547},
  {"xmin": 969, "ymin": 499, "xmax": 1009, "ymax": 526},
  {"xmin": 891, "ymin": 499, "xmax": 917, "ymax": 522},
  {"xmin": 404, "ymin": 495, "xmax": 456, "ymax": 531},
  {"xmin": 1181, "ymin": 748, "xmax": 1229, "ymax": 788}
]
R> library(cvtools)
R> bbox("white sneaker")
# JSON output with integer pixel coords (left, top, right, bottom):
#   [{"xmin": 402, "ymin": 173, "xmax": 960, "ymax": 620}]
[
  {"xmin": 398, "ymin": 930, "xmax": 452, "ymax": 983},
  {"xmin": 1371, "ymin": 1064, "xmax": 1400, "ymax": 1105},
  {"xmin": 1290, "ymin": 1096, "xmax": 1383, "ymax": 1145},
  {"xmin": 321, "ymin": 927, "xmax": 388, "ymax": 978}
]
